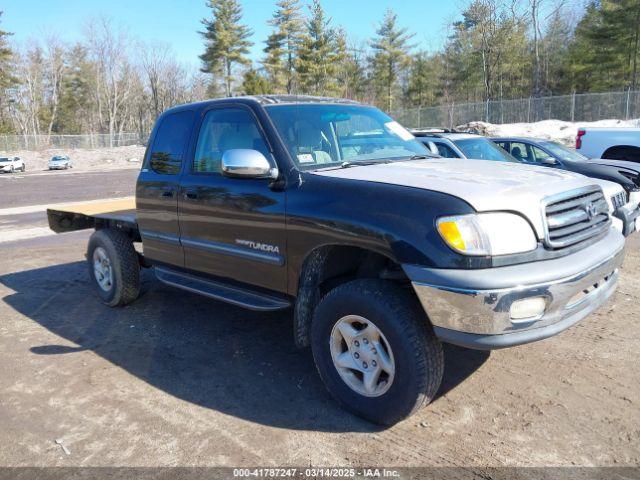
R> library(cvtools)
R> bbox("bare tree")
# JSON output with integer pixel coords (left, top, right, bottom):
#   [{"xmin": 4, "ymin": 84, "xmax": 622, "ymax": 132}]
[
  {"xmin": 85, "ymin": 17, "xmax": 134, "ymax": 146},
  {"xmin": 42, "ymin": 34, "xmax": 65, "ymax": 138}
]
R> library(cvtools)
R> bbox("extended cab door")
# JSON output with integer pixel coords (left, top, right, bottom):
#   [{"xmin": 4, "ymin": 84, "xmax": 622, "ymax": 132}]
[
  {"xmin": 177, "ymin": 105, "xmax": 287, "ymax": 293},
  {"xmin": 136, "ymin": 109, "xmax": 195, "ymax": 267}
]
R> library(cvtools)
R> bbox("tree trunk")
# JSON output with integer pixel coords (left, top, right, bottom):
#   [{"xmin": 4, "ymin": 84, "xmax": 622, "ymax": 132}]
[{"xmin": 632, "ymin": 2, "xmax": 640, "ymax": 90}]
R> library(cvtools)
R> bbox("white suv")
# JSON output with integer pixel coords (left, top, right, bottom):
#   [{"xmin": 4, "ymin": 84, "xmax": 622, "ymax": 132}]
[{"xmin": 0, "ymin": 156, "xmax": 25, "ymax": 173}]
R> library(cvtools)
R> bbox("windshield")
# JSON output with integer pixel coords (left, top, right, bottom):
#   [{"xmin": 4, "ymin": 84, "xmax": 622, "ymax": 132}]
[
  {"xmin": 540, "ymin": 141, "xmax": 587, "ymax": 162},
  {"xmin": 264, "ymin": 104, "xmax": 430, "ymax": 169},
  {"xmin": 452, "ymin": 137, "xmax": 517, "ymax": 162}
]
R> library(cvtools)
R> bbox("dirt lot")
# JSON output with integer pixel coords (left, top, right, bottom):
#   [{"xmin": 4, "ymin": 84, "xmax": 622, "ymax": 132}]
[
  {"xmin": 0, "ymin": 175, "xmax": 639, "ymax": 469},
  {"xmin": 3, "ymin": 145, "xmax": 146, "ymax": 173}
]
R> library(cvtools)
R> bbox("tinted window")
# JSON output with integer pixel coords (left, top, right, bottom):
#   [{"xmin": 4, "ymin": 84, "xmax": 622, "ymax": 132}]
[
  {"xmin": 149, "ymin": 110, "xmax": 194, "ymax": 175},
  {"xmin": 507, "ymin": 142, "xmax": 534, "ymax": 163},
  {"xmin": 434, "ymin": 142, "xmax": 459, "ymax": 158},
  {"xmin": 194, "ymin": 107, "xmax": 270, "ymax": 174},
  {"xmin": 454, "ymin": 138, "xmax": 517, "ymax": 162},
  {"xmin": 531, "ymin": 146, "xmax": 555, "ymax": 163}
]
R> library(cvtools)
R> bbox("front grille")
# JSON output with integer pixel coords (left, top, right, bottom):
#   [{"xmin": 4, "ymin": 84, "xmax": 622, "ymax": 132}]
[
  {"xmin": 611, "ymin": 191, "xmax": 627, "ymax": 209},
  {"xmin": 544, "ymin": 187, "xmax": 610, "ymax": 249}
]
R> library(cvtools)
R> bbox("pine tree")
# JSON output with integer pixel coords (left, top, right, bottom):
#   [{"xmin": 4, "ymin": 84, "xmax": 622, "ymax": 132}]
[
  {"xmin": 540, "ymin": 9, "xmax": 571, "ymax": 94},
  {"xmin": 369, "ymin": 9, "xmax": 415, "ymax": 111},
  {"xmin": 263, "ymin": 0, "xmax": 304, "ymax": 93},
  {"xmin": 0, "ymin": 11, "xmax": 17, "ymax": 133},
  {"xmin": 596, "ymin": 0, "xmax": 640, "ymax": 90},
  {"xmin": 200, "ymin": 0, "xmax": 253, "ymax": 97},
  {"xmin": 296, "ymin": 0, "xmax": 345, "ymax": 96},
  {"xmin": 336, "ymin": 30, "xmax": 367, "ymax": 100},
  {"xmin": 242, "ymin": 68, "xmax": 271, "ymax": 95},
  {"xmin": 406, "ymin": 51, "xmax": 440, "ymax": 107}
]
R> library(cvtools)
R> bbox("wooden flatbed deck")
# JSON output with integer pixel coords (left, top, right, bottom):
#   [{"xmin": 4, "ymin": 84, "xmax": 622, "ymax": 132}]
[{"xmin": 47, "ymin": 197, "xmax": 138, "ymax": 234}]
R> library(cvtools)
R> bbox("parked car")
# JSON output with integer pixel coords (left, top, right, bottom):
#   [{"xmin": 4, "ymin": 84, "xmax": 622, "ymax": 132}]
[
  {"xmin": 412, "ymin": 129, "xmax": 517, "ymax": 162},
  {"xmin": 47, "ymin": 96, "xmax": 625, "ymax": 425},
  {"xmin": 493, "ymin": 137, "xmax": 640, "ymax": 236},
  {"xmin": 48, "ymin": 155, "xmax": 73, "ymax": 170},
  {"xmin": 575, "ymin": 127, "xmax": 640, "ymax": 162},
  {"xmin": 0, "ymin": 156, "xmax": 25, "ymax": 173}
]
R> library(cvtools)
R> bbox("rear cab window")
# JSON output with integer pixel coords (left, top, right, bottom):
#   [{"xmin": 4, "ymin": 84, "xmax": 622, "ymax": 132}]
[{"xmin": 148, "ymin": 110, "xmax": 195, "ymax": 175}]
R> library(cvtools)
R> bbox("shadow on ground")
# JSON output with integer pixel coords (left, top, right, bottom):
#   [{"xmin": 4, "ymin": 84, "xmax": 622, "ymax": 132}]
[{"xmin": 1, "ymin": 261, "xmax": 488, "ymax": 432}]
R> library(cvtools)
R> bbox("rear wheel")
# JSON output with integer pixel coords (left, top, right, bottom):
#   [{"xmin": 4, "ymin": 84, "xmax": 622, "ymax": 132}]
[
  {"xmin": 87, "ymin": 229, "xmax": 140, "ymax": 307},
  {"xmin": 311, "ymin": 279, "xmax": 444, "ymax": 425},
  {"xmin": 21, "ymin": 164, "xmax": 25, "ymax": 172}
]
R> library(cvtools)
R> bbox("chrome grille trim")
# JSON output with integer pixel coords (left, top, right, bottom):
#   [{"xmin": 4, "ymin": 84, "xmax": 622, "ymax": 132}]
[{"xmin": 542, "ymin": 186, "xmax": 611, "ymax": 250}]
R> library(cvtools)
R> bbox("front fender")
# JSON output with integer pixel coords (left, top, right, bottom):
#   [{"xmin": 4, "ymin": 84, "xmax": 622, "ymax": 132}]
[{"xmin": 285, "ymin": 173, "xmax": 476, "ymax": 296}]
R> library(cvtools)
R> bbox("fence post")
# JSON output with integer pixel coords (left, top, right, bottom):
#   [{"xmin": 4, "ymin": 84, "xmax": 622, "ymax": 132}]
[
  {"xmin": 571, "ymin": 92, "xmax": 576, "ymax": 122},
  {"xmin": 527, "ymin": 97, "xmax": 531, "ymax": 123},
  {"xmin": 625, "ymin": 88, "xmax": 631, "ymax": 120},
  {"xmin": 417, "ymin": 106, "xmax": 421, "ymax": 129}
]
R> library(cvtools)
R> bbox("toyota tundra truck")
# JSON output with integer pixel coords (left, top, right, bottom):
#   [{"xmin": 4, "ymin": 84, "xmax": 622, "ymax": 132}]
[{"xmin": 47, "ymin": 95, "xmax": 625, "ymax": 425}]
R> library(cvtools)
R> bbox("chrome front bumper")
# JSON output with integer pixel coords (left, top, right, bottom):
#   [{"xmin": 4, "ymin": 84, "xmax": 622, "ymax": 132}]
[{"xmin": 405, "ymin": 229, "xmax": 625, "ymax": 350}]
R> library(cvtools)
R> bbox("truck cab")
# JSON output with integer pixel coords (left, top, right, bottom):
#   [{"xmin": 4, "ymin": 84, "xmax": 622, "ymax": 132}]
[{"xmin": 48, "ymin": 96, "xmax": 625, "ymax": 425}]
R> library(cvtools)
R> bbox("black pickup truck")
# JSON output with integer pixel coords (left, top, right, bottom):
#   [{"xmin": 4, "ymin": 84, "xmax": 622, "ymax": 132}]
[{"xmin": 48, "ymin": 95, "xmax": 625, "ymax": 424}]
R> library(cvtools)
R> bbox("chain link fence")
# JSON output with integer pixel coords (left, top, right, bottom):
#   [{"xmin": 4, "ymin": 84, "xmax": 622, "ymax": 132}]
[
  {"xmin": 0, "ymin": 133, "xmax": 145, "ymax": 152},
  {"xmin": 393, "ymin": 90, "xmax": 640, "ymax": 129}
]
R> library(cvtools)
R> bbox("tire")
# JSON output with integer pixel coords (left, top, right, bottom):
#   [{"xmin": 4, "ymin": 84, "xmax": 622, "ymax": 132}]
[
  {"xmin": 311, "ymin": 279, "xmax": 444, "ymax": 425},
  {"xmin": 87, "ymin": 228, "xmax": 140, "ymax": 307},
  {"xmin": 10, "ymin": 166, "xmax": 14, "ymax": 173},
  {"xmin": 21, "ymin": 164, "xmax": 25, "ymax": 172}
]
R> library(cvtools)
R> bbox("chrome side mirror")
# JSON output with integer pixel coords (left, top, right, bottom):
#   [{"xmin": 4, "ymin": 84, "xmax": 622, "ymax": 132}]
[{"xmin": 221, "ymin": 149, "xmax": 278, "ymax": 180}]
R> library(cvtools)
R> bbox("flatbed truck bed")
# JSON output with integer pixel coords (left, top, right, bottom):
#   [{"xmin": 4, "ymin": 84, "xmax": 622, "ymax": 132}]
[{"xmin": 47, "ymin": 197, "xmax": 138, "ymax": 235}]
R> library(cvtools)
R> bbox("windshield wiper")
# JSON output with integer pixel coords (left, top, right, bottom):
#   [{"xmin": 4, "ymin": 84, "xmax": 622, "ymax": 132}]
[
  {"xmin": 313, "ymin": 160, "xmax": 391, "ymax": 172},
  {"xmin": 340, "ymin": 160, "xmax": 392, "ymax": 168}
]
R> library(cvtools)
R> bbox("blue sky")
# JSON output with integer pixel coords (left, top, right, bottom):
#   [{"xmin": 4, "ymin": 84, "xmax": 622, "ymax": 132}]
[{"xmin": 3, "ymin": 0, "xmax": 460, "ymax": 67}]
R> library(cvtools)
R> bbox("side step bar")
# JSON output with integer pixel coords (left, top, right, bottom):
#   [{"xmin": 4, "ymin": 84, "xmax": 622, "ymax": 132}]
[{"xmin": 155, "ymin": 267, "xmax": 291, "ymax": 311}]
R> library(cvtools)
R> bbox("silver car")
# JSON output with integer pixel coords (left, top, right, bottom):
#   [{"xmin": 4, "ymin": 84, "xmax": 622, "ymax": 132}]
[{"xmin": 48, "ymin": 155, "xmax": 73, "ymax": 170}]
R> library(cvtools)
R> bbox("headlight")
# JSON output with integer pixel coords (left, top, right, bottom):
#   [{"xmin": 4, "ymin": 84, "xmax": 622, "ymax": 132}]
[{"xmin": 437, "ymin": 213, "xmax": 537, "ymax": 256}]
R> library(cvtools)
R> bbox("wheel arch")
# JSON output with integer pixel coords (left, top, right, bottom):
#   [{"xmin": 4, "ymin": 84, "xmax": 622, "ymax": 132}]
[
  {"xmin": 602, "ymin": 145, "xmax": 640, "ymax": 161},
  {"xmin": 292, "ymin": 243, "xmax": 411, "ymax": 348}
]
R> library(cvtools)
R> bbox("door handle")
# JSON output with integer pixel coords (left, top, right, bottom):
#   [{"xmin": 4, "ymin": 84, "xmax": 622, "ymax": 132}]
[
  {"xmin": 184, "ymin": 189, "xmax": 198, "ymax": 200},
  {"xmin": 161, "ymin": 190, "xmax": 174, "ymax": 198}
]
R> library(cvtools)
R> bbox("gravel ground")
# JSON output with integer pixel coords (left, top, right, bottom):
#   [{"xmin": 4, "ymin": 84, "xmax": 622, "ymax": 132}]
[{"xmin": 0, "ymin": 175, "xmax": 638, "ymax": 469}]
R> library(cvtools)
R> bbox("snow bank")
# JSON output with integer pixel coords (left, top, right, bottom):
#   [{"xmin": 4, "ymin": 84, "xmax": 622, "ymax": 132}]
[{"xmin": 458, "ymin": 118, "xmax": 640, "ymax": 145}]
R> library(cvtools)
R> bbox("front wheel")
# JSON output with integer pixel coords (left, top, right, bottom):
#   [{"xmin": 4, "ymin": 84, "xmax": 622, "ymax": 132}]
[
  {"xmin": 87, "ymin": 229, "xmax": 140, "ymax": 307},
  {"xmin": 311, "ymin": 279, "xmax": 444, "ymax": 425}
]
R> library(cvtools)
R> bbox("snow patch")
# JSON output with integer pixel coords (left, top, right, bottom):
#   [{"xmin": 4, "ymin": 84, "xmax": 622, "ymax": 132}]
[{"xmin": 459, "ymin": 118, "xmax": 640, "ymax": 145}]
